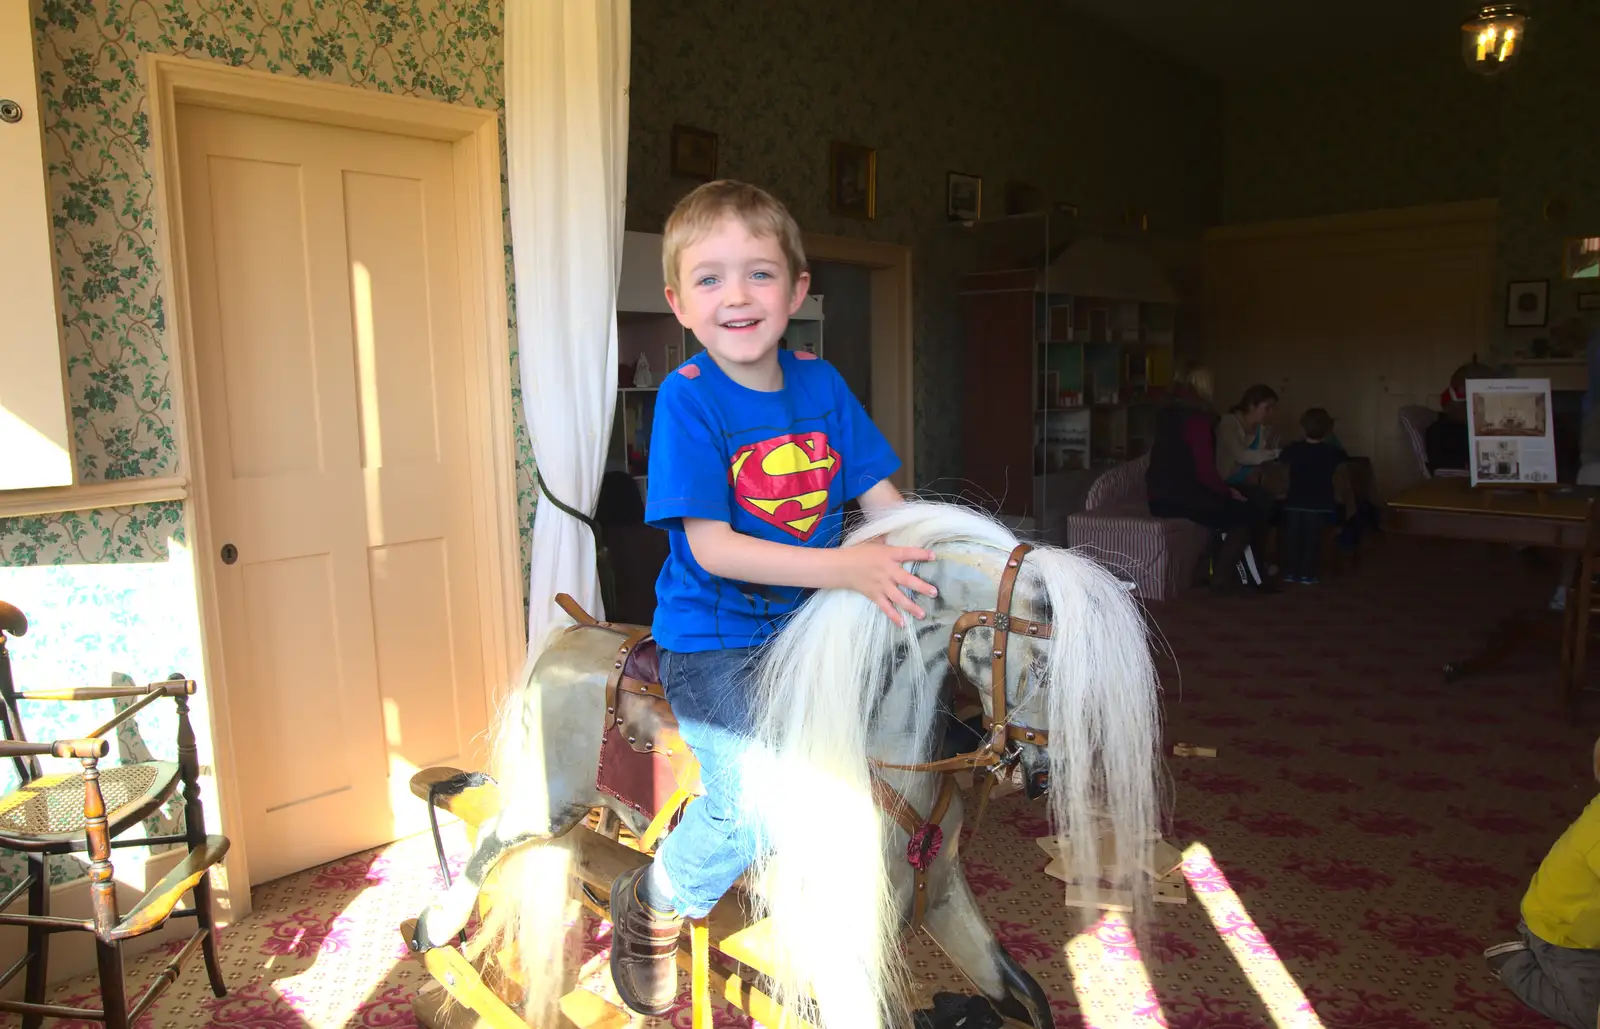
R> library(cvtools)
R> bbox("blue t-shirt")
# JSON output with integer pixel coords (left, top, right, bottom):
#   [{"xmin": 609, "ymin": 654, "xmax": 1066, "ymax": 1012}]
[{"xmin": 645, "ymin": 350, "xmax": 900, "ymax": 652}]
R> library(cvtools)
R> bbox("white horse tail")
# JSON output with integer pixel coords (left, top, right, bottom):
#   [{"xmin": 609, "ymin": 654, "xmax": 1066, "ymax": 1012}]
[
  {"xmin": 465, "ymin": 639, "xmax": 583, "ymax": 1023},
  {"xmin": 740, "ymin": 593, "xmax": 913, "ymax": 1029},
  {"xmin": 1028, "ymin": 545, "xmax": 1163, "ymax": 927}
]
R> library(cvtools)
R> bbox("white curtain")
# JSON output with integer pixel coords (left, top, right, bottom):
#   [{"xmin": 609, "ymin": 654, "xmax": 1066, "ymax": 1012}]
[{"xmin": 506, "ymin": 1, "xmax": 631, "ymax": 651}]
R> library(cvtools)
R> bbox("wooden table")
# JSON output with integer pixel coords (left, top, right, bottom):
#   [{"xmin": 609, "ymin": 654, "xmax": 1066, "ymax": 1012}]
[{"xmin": 1385, "ymin": 477, "xmax": 1594, "ymax": 687}]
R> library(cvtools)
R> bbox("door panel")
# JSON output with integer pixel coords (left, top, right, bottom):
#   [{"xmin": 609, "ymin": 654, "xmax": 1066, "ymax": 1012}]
[{"xmin": 178, "ymin": 103, "xmax": 487, "ymax": 884}]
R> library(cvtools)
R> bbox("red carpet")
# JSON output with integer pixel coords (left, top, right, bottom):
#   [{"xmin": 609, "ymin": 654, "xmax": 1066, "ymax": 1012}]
[{"xmin": 43, "ymin": 536, "xmax": 1587, "ymax": 1027}]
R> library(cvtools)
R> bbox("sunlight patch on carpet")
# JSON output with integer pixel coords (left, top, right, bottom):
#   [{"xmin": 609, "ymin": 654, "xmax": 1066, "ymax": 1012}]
[
  {"xmin": 1066, "ymin": 911, "xmax": 1167, "ymax": 1028},
  {"xmin": 1183, "ymin": 841, "xmax": 1324, "ymax": 1029}
]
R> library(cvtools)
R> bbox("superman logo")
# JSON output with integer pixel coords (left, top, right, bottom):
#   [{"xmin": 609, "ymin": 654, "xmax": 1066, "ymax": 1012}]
[{"xmin": 728, "ymin": 432, "xmax": 840, "ymax": 541}]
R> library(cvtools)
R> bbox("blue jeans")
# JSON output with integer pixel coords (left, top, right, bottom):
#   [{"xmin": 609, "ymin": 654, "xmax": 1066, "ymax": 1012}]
[{"xmin": 646, "ymin": 647, "xmax": 762, "ymax": 919}]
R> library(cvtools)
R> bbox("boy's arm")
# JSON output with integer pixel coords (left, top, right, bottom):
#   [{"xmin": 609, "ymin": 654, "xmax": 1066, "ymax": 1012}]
[
  {"xmin": 857, "ymin": 478, "xmax": 905, "ymax": 512},
  {"xmin": 683, "ymin": 518, "xmax": 936, "ymax": 627}
]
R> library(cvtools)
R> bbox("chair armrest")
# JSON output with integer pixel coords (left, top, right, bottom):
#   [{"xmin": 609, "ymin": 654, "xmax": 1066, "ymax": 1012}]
[
  {"xmin": 111, "ymin": 834, "xmax": 230, "ymax": 941},
  {"xmin": 0, "ymin": 737, "xmax": 108, "ymax": 760},
  {"xmin": 0, "ymin": 601, "xmax": 25, "ymax": 638},
  {"xmin": 17, "ymin": 679, "xmax": 196, "ymax": 703}
]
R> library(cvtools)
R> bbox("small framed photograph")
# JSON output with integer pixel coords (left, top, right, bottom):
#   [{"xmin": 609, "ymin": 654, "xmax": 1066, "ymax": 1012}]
[
  {"xmin": 1578, "ymin": 292, "xmax": 1600, "ymax": 311},
  {"xmin": 947, "ymin": 171, "xmax": 982, "ymax": 221},
  {"xmin": 829, "ymin": 141, "xmax": 876, "ymax": 220},
  {"xmin": 1506, "ymin": 280, "xmax": 1549, "ymax": 327},
  {"xmin": 1564, "ymin": 236, "xmax": 1600, "ymax": 280},
  {"xmin": 670, "ymin": 124, "xmax": 718, "ymax": 181},
  {"xmin": 664, "ymin": 339, "xmax": 682, "ymax": 371}
]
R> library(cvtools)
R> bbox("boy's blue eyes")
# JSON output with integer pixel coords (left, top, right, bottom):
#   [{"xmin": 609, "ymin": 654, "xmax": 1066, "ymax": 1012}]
[{"xmin": 696, "ymin": 271, "xmax": 775, "ymax": 287}]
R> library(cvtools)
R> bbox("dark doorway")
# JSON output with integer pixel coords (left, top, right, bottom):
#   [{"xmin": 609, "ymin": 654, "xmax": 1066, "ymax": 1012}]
[{"xmin": 809, "ymin": 259, "xmax": 873, "ymax": 412}]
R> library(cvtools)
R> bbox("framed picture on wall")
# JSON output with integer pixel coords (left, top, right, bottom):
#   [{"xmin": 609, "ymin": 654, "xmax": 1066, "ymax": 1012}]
[
  {"xmin": 1506, "ymin": 280, "xmax": 1549, "ymax": 327},
  {"xmin": 829, "ymin": 141, "xmax": 876, "ymax": 220},
  {"xmin": 947, "ymin": 171, "xmax": 982, "ymax": 221},
  {"xmin": 1579, "ymin": 292, "xmax": 1600, "ymax": 311},
  {"xmin": 670, "ymin": 124, "xmax": 718, "ymax": 181}
]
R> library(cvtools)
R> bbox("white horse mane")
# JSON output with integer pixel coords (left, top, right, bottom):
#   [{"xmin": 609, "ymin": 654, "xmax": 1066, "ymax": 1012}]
[{"xmin": 739, "ymin": 499, "xmax": 1162, "ymax": 1028}]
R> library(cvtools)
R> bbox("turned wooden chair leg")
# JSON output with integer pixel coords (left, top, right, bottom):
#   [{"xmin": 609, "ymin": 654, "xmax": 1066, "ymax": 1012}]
[
  {"xmin": 175, "ymin": 685, "xmax": 228, "ymax": 997},
  {"xmin": 95, "ymin": 939, "xmax": 129, "ymax": 1029},
  {"xmin": 192, "ymin": 874, "xmax": 228, "ymax": 997},
  {"xmin": 1562, "ymin": 590, "xmax": 1579, "ymax": 710},
  {"xmin": 22, "ymin": 853, "xmax": 49, "ymax": 1029}
]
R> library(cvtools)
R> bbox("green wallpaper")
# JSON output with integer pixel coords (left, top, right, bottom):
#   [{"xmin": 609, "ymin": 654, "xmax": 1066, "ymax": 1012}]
[
  {"xmin": 626, "ymin": 0, "xmax": 1223, "ymax": 486},
  {"xmin": 1221, "ymin": 0, "xmax": 1600, "ymax": 357},
  {"xmin": 0, "ymin": 0, "xmax": 508, "ymax": 891},
  {"xmin": 1, "ymin": 0, "xmax": 1221, "ymax": 887}
]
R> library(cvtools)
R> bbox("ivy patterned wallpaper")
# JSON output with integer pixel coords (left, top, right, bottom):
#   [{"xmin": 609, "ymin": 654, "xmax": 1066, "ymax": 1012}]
[
  {"xmin": 2, "ymin": 0, "xmax": 1220, "ymax": 891},
  {"xmin": 626, "ymin": 0, "xmax": 1224, "ymax": 488},
  {"xmin": 0, "ymin": 0, "xmax": 511, "ymax": 892},
  {"xmin": 1221, "ymin": 0, "xmax": 1600, "ymax": 358}
]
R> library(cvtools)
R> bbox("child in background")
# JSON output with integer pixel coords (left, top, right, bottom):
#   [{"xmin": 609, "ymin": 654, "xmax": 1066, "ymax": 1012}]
[
  {"xmin": 1277, "ymin": 408, "xmax": 1347, "ymax": 584},
  {"xmin": 1485, "ymin": 738, "xmax": 1600, "ymax": 1029}
]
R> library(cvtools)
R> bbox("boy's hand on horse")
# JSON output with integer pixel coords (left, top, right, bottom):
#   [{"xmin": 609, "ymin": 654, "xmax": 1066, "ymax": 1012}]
[
  {"xmin": 682, "ymin": 517, "xmax": 938, "ymax": 628},
  {"xmin": 831, "ymin": 540, "xmax": 938, "ymax": 626}
]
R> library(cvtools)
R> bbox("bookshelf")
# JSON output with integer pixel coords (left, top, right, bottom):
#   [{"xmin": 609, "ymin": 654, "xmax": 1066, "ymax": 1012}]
[{"xmin": 955, "ymin": 212, "xmax": 1177, "ymax": 539}]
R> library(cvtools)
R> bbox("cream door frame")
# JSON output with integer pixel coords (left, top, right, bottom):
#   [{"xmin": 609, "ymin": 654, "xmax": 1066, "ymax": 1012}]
[
  {"xmin": 144, "ymin": 54, "xmax": 521, "ymax": 920},
  {"xmin": 802, "ymin": 233, "xmax": 916, "ymax": 489}
]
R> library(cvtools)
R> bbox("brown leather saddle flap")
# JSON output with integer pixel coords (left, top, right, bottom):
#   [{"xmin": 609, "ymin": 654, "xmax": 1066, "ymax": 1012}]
[{"xmin": 555, "ymin": 596, "xmax": 702, "ymax": 820}]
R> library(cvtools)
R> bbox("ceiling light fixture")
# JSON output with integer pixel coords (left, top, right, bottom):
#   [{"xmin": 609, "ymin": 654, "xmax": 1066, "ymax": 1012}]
[{"xmin": 1462, "ymin": 3, "xmax": 1529, "ymax": 75}]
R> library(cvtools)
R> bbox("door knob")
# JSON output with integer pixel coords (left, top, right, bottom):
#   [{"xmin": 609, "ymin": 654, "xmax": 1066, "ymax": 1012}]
[{"xmin": 220, "ymin": 543, "xmax": 238, "ymax": 565}]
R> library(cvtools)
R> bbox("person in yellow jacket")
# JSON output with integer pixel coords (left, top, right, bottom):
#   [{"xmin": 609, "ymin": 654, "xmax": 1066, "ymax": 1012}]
[{"xmin": 1487, "ymin": 738, "xmax": 1600, "ymax": 1029}]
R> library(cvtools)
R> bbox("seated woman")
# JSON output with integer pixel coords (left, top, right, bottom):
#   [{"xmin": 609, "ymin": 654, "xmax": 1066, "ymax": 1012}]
[
  {"xmin": 1145, "ymin": 364, "xmax": 1273, "ymax": 594},
  {"xmin": 1216, "ymin": 384, "xmax": 1282, "ymax": 489}
]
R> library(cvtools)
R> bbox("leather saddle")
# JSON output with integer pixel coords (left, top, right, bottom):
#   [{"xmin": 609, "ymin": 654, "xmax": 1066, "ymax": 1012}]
[{"xmin": 554, "ymin": 595, "xmax": 702, "ymax": 822}]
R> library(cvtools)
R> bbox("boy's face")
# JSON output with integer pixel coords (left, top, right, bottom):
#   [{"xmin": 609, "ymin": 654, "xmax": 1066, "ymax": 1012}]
[{"xmin": 665, "ymin": 216, "xmax": 810, "ymax": 373}]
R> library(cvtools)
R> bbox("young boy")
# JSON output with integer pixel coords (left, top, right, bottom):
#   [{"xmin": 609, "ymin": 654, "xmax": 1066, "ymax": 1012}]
[
  {"xmin": 1485, "ymin": 738, "xmax": 1600, "ymax": 1029},
  {"xmin": 1276, "ymin": 407, "xmax": 1348, "ymax": 584},
  {"xmin": 608, "ymin": 180, "xmax": 937, "ymax": 1015}
]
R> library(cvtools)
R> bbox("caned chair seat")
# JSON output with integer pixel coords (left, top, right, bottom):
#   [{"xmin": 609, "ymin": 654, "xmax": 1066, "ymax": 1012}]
[{"xmin": 0, "ymin": 761, "xmax": 177, "ymax": 848}]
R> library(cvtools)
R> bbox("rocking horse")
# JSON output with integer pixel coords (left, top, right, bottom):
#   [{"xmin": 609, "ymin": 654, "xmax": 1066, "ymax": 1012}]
[{"xmin": 404, "ymin": 500, "xmax": 1162, "ymax": 1029}]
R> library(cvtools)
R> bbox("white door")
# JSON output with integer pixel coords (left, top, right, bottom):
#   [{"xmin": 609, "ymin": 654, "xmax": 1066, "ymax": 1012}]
[{"xmin": 177, "ymin": 103, "xmax": 490, "ymax": 884}]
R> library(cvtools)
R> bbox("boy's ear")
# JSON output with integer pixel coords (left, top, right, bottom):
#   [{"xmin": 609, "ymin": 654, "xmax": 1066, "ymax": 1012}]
[
  {"xmin": 787, "ymin": 271, "xmax": 812, "ymax": 315},
  {"xmin": 664, "ymin": 284, "xmax": 689, "ymax": 327}
]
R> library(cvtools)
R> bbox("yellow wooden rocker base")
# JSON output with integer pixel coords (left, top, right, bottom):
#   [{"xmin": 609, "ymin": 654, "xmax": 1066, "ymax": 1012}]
[{"xmin": 403, "ymin": 766, "xmax": 810, "ymax": 1029}]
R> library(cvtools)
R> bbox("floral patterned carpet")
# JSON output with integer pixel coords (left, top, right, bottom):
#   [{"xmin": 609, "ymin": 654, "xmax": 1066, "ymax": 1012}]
[{"xmin": 38, "ymin": 536, "xmax": 1592, "ymax": 1028}]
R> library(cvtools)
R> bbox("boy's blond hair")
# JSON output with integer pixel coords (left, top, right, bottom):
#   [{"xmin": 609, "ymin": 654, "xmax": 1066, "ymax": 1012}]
[{"xmin": 661, "ymin": 180, "xmax": 808, "ymax": 294}]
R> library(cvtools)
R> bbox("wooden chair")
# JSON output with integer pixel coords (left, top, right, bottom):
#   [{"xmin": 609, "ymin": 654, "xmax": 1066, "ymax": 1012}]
[
  {"xmin": 0, "ymin": 600, "xmax": 230, "ymax": 1029},
  {"xmin": 1560, "ymin": 501, "xmax": 1600, "ymax": 717}
]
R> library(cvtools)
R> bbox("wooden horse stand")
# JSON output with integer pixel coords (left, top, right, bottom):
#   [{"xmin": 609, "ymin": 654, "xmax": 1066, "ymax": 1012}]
[
  {"xmin": 400, "ymin": 596, "xmax": 809, "ymax": 1028},
  {"xmin": 398, "ymin": 767, "xmax": 802, "ymax": 1029}
]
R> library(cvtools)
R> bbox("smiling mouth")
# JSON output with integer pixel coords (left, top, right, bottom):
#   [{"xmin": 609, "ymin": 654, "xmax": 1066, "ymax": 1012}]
[{"xmin": 720, "ymin": 318, "xmax": 761, "ymax": 329}]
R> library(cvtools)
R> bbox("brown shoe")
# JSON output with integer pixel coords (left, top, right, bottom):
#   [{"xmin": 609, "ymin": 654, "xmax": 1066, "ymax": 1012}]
[{"xmin": 608, "ymin": 865, "xmax": 682, "ymax": 1015}]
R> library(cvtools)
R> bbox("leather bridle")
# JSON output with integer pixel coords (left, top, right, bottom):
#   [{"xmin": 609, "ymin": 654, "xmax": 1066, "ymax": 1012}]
[
  {"xmin": 874, "ymin": 542, "xmax": 1055, "ymax": 779},
  {"xmin": 868, "ymin": 542, "xmax": 1057, "ymax": 931}
]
